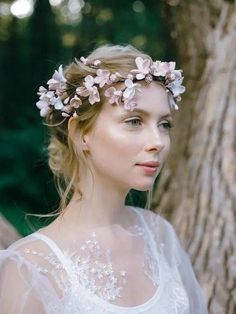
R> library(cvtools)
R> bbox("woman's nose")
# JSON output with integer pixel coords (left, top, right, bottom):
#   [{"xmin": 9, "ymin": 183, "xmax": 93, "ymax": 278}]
[{"xmin": 144, "ymin": 129, "xmax": 165, "ymax": 152}]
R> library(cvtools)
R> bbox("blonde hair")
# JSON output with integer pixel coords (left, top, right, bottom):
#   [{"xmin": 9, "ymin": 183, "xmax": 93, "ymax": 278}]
[{"xmin": 29, "ymin": 45, "xmax": 154, "ymax": 222}]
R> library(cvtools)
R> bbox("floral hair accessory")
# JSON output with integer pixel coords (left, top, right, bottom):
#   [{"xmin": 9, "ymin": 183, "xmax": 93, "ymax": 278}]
[{"xmin": 36, "ymin": 56, "xmax": 185, "ymax": 118}]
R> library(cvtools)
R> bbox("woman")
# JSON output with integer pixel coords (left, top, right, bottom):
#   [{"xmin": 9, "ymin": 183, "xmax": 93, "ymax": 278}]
[{"xmin": 0, "ymin": 45, "xmax": 207, "ymax": 313}]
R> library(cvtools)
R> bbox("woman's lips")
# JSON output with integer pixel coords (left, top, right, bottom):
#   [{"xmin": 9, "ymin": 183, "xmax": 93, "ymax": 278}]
[{"xmin": 136, "ymin": 164, "xmax": 160, "ymax": 174}]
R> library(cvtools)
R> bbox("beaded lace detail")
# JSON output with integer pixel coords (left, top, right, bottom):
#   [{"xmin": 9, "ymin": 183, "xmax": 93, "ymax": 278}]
[
  {"xmin": 2, "ymin": 208, "xmax": 199, "ymax": 314},
  {"xmin": 0, "ymin": 209, "xmax": 208, "ymax": 313},
  {"xmin": 23, "ymin": 223, "xmax": 160, "ymax": 305}
]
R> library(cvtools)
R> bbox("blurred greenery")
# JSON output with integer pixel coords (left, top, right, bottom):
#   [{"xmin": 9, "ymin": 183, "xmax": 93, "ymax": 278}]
[{"xmin": 0, "ymin": 0, "xmax": 174, "ymax": 236}]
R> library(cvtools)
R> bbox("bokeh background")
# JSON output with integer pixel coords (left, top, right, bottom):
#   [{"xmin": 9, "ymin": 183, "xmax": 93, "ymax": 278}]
[{"xmin": 0, "ymin": 0, "xmax": 173, "ymax": 235}]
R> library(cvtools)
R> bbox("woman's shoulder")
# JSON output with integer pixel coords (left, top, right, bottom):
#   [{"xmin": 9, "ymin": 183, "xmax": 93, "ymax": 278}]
[
  {"xmin": 131, "ymin": 206, "xmax": 174, "ymax": 230},
  {"xmin": 131, "ymin": 206, "xmax": 181, "ymax": 247},
  {"xmin": 0, "ymin": 233, "xmax": 60, "ymax": 313},
  {"xmin": 0, "ymin": 231, "xmax": 55, "ymax": 270}
]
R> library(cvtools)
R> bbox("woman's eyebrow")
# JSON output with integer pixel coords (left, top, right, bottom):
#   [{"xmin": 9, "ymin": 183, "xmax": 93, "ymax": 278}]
[{"xmin": 121, "ymin": 108, "xmax": 172, "ymax": 119}]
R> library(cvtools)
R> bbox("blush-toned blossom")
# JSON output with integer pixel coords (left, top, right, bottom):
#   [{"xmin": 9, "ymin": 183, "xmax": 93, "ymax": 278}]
[
  {"xmin": 76, "ymin": 86, "xmax": 89, "ymax": 98},
  {"xmin": 123, "ymin": 97, "xmax": 137, "ymax": 111},
  {"xmin": 47, "ymin": 65, "xmax": 66, "ymax": 94},
  {"xmin": 131, "ymin": 57, "xmax": 152, "ymax": 80},
  {"xmin": 105, "ymin": 87, "xmax": 123, "ymax": 106},
  {"xmin": 151, "ymin": 61, "xmax": 170, "ymax": 77},
  {"xmin": 110, "ymin": 72, "xmax": 122, "ymax": 83},
  {"xmin": 36, "ymin": 54, "xmax": 185, "ymax": 119},
  {"xmin": 62, "ymin": 105, "xmax": 73, "ymax": 116},
  {"xmin": 88, "ymin": 86, "xmax": 100, "ymax": 104},
  {"xmin": 76, "ymin": 75, "xmax": 100, "ymax": 105},
  {"xmin": 70, "ymin": 95, "xmax": 82, "ymax": 108},
  {"xmin": 94, "ymin": 69, "xmax": 111, "ymax": 88},
  {"xmin": 84, "ymin": 75, "xmax": 95, "ymax": 88},
  {"xmin": 167, "ymin": 69, "xmax": 182, "ymax": 82}
]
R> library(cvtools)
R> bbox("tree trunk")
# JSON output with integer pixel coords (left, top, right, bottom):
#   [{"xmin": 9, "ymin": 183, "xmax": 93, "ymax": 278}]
[
  {"xmin": 153, "ymin": 1, "xmax": 236, "ymax": 313},
  {"xmin": 0, "ymin": 214, "xmax": 21, "ymax": 249}
]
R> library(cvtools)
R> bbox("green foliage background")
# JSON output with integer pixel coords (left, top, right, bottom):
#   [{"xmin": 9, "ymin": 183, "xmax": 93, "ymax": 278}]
[{"xmin": 0, "ymin": 0, "xmax": 174, "ymax": 235}]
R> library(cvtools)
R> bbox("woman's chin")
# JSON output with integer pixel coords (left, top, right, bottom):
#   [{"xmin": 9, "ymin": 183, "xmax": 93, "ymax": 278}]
[{"xmin": 131, "ymin": 181, "xmax": 155, "ymax": 192}]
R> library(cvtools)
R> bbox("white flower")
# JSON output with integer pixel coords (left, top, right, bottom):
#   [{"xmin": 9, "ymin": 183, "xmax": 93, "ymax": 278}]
[
  {"xmin": 105, "ymin": 87, "xmax": 123, "ymax": 106},
  {"xmin": 36, "ymin": 100, "xmax": 51, "ymax": 117},
  {"xmin": 37, "ymin": 86, "xmax": 47, "ymax": 97},
  {"xmin": 47, "ymin": 65, "xmax": 66, "ymax": 93},
  {"xmin": 123, "ymin": 79, "xmax": 140, "ymax": 99},
  {"xmin": 167, "ymin": 77, "xmax": 185, "ymax": 97},
  {"xmin": 51, "ymin": 96, "xmax": 64, "ymax": 110}
]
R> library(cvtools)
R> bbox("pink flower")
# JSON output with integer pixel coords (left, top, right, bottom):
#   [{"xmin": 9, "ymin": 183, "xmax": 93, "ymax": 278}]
[
  {"xmin": 76, "ymin": 86, "xmax": 89, "ymax": 97},
  {"xmin": 70, "ymin": 95, "xmax": 82, "ymax": 108},
  {"xmin": 131, "ymin": 57, "xmax": 152, "ymax": 80},
  {"xmin": 94, "ymin": 69, "xmax": 111, "ymax": 87},
  {"xmin": 47, "ymin": 65, "xmax": 66, "ymax": 94},
  {"xmin": 167, "ymin": 69, "xmax": 182, "ymax": 82},
  {"xmin": 76, "ymin": 75, "xmax": 100, "ymax": 105},
  {"xmin": 110, "ymin": 72, "xmax": 122, "ymax": 82},
  {"xmin": 88, "ymin": 86, "xmax": 100, "ymax": 104},
  {"xmin": 123, "ymin": 97, "xmax": 137, "ymax": 111},
  {"xmin": 104, "ymin": 87, "xmax": 123, "ymax": 106},
  {"xmin": 151, "ymin": 61, "xmax": 170, "ymax": 77},
  {"xmin": 84, "ymin": 75, "xmax": 95, "ymax": 88}
]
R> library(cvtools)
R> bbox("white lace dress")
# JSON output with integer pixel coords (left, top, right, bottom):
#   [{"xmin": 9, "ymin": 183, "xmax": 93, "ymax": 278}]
[{"xmin": 0, "ymin": 207, "xmax": 207, "ymax": 313}]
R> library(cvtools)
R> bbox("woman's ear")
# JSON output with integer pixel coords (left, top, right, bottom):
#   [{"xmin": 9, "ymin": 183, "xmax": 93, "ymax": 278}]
[{"xmin": 68, "ymin": 117, "xmax": 89, "ymax": 151}]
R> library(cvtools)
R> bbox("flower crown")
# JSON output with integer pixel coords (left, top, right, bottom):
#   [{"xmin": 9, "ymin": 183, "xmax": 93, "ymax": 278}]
[{"xmin": 36, "ymin": 56, "xmax": 185, "ymax": 118}]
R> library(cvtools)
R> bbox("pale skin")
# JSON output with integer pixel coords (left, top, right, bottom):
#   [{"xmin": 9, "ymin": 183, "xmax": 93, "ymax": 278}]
[{"xmin": 46, "ymin": 81, "xmax": 173, "ymax": 238}]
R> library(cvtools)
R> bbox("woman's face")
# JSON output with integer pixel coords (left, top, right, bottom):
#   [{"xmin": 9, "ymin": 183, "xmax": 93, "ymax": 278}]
[{"xmin": 81, "ymin": 81, "xmax": 172, "ymax": 192}]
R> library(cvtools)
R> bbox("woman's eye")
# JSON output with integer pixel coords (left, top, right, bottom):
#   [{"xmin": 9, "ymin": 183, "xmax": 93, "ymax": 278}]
[
  {"xmin": 125, "ymin": 118, "xmax": 174, "ymax": 130},
  {"xmin": 125, "ymin": 118, "xmax": 142, "ymax": 127},
  {"xmin": 159, "ymin": 121, "xmax": 173, "ymax": 130}
]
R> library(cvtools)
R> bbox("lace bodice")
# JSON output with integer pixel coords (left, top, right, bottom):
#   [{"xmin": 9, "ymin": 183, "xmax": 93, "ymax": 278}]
[{"xmin": 0, "ymin": 207, "xmax": 207, "ymax": 314}]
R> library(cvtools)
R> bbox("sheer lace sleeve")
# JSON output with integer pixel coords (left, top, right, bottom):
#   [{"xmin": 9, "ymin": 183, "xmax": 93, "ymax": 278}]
[
  {"xmin": 0, "ymin": 238, "xmax": 60, "ymax": 314},
  {"xmin": 154, "ymin": 214, "xmax": 208, "ymax": 314}
]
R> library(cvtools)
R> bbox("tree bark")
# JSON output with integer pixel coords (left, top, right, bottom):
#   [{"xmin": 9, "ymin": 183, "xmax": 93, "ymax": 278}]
[{"xmin": 153, "ymin": 1, "xmax": 236, "ymax": 313}]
